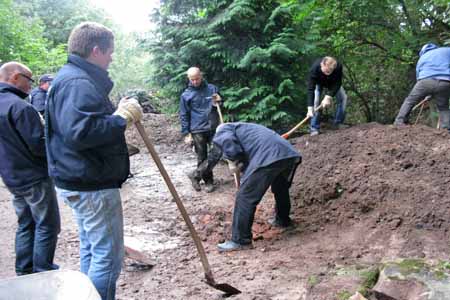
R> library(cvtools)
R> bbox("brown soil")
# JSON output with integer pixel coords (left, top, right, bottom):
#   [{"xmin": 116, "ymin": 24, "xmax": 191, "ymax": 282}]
[{"xmin": 1, "ymin": 115, "xmax": 449, "ymax": 300}]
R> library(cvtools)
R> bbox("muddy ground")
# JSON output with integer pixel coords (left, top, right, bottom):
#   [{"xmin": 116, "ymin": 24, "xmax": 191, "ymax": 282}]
[{"xmin": 1, "ymin": 113, "xmax": 450, "ymax": 300}]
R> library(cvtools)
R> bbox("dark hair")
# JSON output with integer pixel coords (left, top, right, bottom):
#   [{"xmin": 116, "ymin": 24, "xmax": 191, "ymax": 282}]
[{"xmin": 68, "ymin": 22, "xmax": 114, "ymax": 58}]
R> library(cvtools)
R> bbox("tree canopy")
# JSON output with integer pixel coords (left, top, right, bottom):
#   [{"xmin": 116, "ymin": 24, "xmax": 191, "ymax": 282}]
[{"xmin": 146, "ymin": 0, "xmax": 450, "ymax": 126}]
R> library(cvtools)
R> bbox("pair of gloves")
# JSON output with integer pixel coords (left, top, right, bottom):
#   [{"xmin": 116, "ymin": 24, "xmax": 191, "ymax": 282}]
[
  {"xmin": 114, "ymin": 97, "xmax": 143, "ymax": 127},
  {"xmin": 306, "ymin": 95, "xmax": 332, "ymax": 118}
]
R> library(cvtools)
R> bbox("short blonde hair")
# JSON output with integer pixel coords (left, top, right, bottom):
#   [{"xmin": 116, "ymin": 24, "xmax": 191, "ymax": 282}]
[
  {"xmin": 68, "ymin": 22, "xmax": 114, "ymax": 58},
  {"xmin": 321, "ymin": 56, "xmax": 337, "ymax": 70}
]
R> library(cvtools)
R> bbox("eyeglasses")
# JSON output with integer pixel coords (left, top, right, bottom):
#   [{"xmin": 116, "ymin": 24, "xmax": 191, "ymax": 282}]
[{"xmin": 18, "ymin": 73, "xmax": 35, "ymax": 83}]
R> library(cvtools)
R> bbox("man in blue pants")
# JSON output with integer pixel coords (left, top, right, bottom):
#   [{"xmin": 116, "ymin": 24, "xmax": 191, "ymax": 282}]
[
  {"xmin": 0, "ymin": 61, "xmax": 60, "ymax": 275},
  {"xmin": 46, "ymin": 22, "xmax": 143, "ymax": 300},
  {"xmin": 212, "ymin": 122, "xmax": 301, "ymax": 251},
  {"xmin": 307, "ymin": 56, "xmax": 348, "ymax": 136}
]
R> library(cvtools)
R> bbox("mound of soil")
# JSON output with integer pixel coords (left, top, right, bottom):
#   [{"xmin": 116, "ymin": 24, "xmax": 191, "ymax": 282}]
[{"xmin": 291, "ymin": 123, "xmax": 450, "ymax": 252}]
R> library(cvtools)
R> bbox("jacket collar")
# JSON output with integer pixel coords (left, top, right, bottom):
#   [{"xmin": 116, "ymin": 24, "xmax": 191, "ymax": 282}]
[
  {"xmin": 67, "ymin": 54, "xmax": 114, "ymax": 97},
  {"xmin": 0, "ymin": 82, "xmax": 29, "ymax": 99}
]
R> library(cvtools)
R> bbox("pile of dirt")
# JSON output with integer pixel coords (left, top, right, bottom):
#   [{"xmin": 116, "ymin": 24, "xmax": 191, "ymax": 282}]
[
  {"xmin": 125, "ymin": 113, "xmax": 189, "ymax": 152},
  {"xmin": 291, "ymin": 123, "xmax": 450, "ymax": 250}
]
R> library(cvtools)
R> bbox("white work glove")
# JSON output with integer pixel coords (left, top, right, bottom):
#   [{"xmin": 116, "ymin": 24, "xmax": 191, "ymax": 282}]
[
  {"xmin": 211, "ymin": 93, "xmax": 222, "ymax": 107},
  {"xmin": 114, "ymin": 97, "xmax": 143, "ymax": 128},
  {"xmin": 306, "ymin": 106, "xmax": 314, "ymax": 118},
  {"xmin": 227, "ymin": 160, "xmax": 244, "ymax": 174},
  {"xmin": 184, "ymin": 133, "xmax": 193, "ymax": 145},
  {"xmin": 321, "ymin": 95, "xmax": 332, "ymax": 109}
]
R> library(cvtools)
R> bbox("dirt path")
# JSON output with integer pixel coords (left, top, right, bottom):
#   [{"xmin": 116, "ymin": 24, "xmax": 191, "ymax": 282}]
[{"xmin": 1, "ymin": 115, "xmax": 450, "ymax": 300}]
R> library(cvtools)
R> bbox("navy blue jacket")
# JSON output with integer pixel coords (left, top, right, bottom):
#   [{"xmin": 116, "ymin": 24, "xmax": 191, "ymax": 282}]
[
  {"xmin": 213, "ymin": 122, "xmax": 301, "ymax": 184},
  {"xmin": 29, "ymin": 87, "xmax": 47, "ymax": 113},
  {"xmin": 179, "ymin": 80, "xmax": 220, "ymax": 135},
  {"xmin": 307, "ymin": 58, "xmax": 343, "ymax": 106},
  {"xmin": 0, "ymin": 83, "xmax": 48, "ymax": 188},
  {"xmin": 45, "ymin": 55, "xmax": 129, "ymax": 191}
]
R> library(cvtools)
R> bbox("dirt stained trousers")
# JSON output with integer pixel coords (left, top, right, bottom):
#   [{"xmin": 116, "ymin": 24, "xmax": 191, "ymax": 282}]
[
  {"xmin": 191, "ymin": 131, "xmax": 222, "ymax": 184},
  {"xmin": 231, "ymin": 158, "xmax": 300, "ymax": 245},
  {"xmin": 394, "ymin": 78, "xmax": 450, "ymax": 128}
]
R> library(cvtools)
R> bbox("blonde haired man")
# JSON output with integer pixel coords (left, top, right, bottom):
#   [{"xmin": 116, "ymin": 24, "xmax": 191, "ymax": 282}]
[
  {"xmin": 46, "ymin": 22, "xmax": 142, "ymax": 300},
  {"xmin": 306, "ymin": 56, "xmax": 348, "ymax": 136}
]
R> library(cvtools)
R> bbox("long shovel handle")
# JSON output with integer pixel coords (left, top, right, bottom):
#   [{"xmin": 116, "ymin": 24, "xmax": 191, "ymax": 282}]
[
  {"xmin": 216, "ymin": 105, "xmax": 240, "ymax": 189},
  {"xmin": 135, "ymin": 122, "xmax": 215, "ymax": 282},
  {"xmin": 281, "ymin": 104, "xmax": 323, "ymax": 139},
  {"xmin": 216, "ymin": 103, "xmax": 225, "ymax": 124}
]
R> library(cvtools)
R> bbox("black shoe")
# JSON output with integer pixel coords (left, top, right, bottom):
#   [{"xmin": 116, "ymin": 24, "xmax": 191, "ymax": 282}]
[
  {"xmin": 268, "ymin": 217, "xmax": 294, "ymax": 228},
  {"xmin": 187, "ymin": 172, "xmax": 201, "ymax": 191}
]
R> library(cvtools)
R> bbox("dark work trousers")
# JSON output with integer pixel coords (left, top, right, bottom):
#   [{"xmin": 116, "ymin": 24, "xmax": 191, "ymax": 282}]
[
  {"xmin": 191, "ymin": 131, "xmax": 222, "ymax": 184},
  {"xmin": 231, "ymin": 158, "xmax": 299, "ymax": 245},
  {"xmin": 394, "ymin": 78, "xmax": 450, "ymax": 128}
]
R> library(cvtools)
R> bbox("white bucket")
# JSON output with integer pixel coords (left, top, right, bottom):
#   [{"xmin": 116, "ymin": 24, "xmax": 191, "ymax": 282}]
[{"xmin": 0, "ymin": 270, "xmax": 100, "ymax": 300}]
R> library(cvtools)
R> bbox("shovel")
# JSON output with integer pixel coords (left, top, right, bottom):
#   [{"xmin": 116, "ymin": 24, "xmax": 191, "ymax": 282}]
[
  {"xmin": 134, "ymin": 121, "xmax": 241, "ymax": 296},
  {"xmin": 281, "ymin": 104, "xmax": 323, "ymax": 139},
  {"xmin": 215, "ymin": 103, "xmax": 240, "ymax": 189}
]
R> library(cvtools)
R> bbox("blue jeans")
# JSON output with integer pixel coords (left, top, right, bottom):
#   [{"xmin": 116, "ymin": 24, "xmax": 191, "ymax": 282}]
[
  {"xmin": 311, "ymin": 85, "xmax": 348, "ymax": 132},
  {"xmin": 56, "ymin": 188, "xmax": 124, "ymax": 300},
  {"xmin": 8, "ymin": 178, "xmax": 60, "ymax": 275}
]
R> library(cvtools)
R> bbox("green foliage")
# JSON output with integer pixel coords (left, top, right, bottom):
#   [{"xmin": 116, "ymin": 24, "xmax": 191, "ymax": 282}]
[
  {"xmin": 146, "ymin": 0, "xmax": 306, "ymax": 127},
  {"xmin": 14, "ymin": 0, "xmax": 113, "ymax": 47},
  {"xmin": 0, "ymin": 0, "xmax": 65, "ymax": 75},
  {"xmin": 149, "ymin": 0, "xmax": 449, "ymax": 127}
]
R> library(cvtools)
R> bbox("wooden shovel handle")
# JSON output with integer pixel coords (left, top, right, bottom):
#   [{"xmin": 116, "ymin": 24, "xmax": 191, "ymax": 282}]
[
  {"xmin": 282, "ymin": 104, "xmax": 323, "ymax": 139},
  {"xmin": 135, "ymin": 122, "xmax": 215, "ymax": 282}
]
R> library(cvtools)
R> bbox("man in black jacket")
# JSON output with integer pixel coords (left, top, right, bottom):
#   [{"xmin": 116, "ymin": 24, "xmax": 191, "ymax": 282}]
[
  {"xmin": 29, "ymin": 74, "xmax": 53, "ymax": 115},
  {"xmin": 46, "ymin": 22, "xmax": 142, "ymax": 300},
  {"xmin": 0, "ymin": 62, "xmax": 60, "ymax": 275},
  {"xmin": 307, "ymin": 56, "xmax": 348, "ymax": 136},
  {"xmin": 180, "ymin": 67, "xmax": 222, "ymax": 193}
]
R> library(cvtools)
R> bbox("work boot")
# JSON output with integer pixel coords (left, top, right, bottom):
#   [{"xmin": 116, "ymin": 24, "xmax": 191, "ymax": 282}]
[
  {"xmin": 187, "ymin": 172, "xmax": 201, "ymax": 191},
  {"xmin": 310, "ymin": 130, "xmax": 319, "ymax": 136},
  {"xmin": 268, "ymin": 217, "xmax": 294, "ymax": 228},
  {"xmin": 204, "ymin": 182, "xmax": 215, "ymax": 193},
  {"xmin": 217, "ymin": 240, "xmax": 253, "ymax": 252}
]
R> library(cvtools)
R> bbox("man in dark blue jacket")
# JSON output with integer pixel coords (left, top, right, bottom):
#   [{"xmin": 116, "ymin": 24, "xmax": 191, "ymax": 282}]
[
  {"xmin": 0, "ymin": 62, "xmax": 60, "ymax": 275},
  {"xmin": 180, "ymin": 67, "xmax": 222, "ymax": 193},
  {"xmin": 46, "ymin": 22, "xmax": 142, "ymax": 300},
  {"xmin": 307, "ymin": 56, "xmax": 348, "ymax": 136},
  {"xmin": 29, "ymin": 74, "xmax": 53, "ymax": 115},
  {"xmin": 212, "ymin": 122, "xmax": 301, "ymax": 251},
  {"xmin": 394, "ymin": 43, "xmax": 450, "ymax": 129}
]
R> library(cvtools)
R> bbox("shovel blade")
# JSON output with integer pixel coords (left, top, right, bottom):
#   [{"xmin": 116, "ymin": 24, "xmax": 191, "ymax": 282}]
[{"xmin": 206, "ymin": 281, "xmax": 241, "ymax": 296}]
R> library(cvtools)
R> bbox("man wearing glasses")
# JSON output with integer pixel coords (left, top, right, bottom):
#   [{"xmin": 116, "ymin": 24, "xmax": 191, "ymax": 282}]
[{"xmin": 0, "ymin": 62, "xmax": 61, "ymax": 275}]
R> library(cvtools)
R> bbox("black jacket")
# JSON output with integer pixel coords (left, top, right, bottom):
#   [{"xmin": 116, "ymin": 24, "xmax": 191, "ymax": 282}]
[
  {"xmin": 307, "ymin": 58, "xmax": 343, "ymax": 106},
  {"xmin": 45, "ymin": 54, "xmax": 129, "ymax": 191},
  {"xmin": 29, "ymin": 87, "xmax": 47, "ymax": 113},
  {"xmin": 0, "ymin": 83, "xmax": 48, "ymax": 188}
]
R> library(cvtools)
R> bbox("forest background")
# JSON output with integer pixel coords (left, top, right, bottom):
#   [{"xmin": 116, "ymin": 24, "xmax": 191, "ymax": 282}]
[{"xmin": 1, "ymin": 0, "xmax": 449, "ymax": 128}]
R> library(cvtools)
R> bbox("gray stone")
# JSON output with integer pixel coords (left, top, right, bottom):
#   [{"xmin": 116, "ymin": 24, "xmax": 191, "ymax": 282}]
[{"xmin": 372, "ymin": 260, "xmax": 450, "ymax": 300}]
